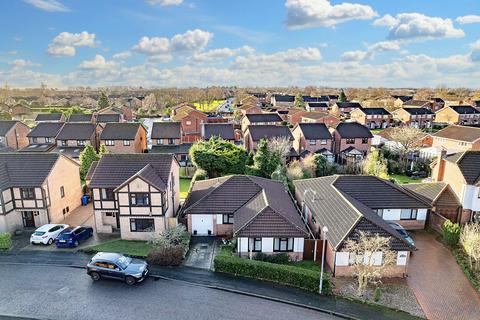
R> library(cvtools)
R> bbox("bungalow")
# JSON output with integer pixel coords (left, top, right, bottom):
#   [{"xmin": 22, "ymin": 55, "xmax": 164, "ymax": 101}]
[
  {"xmin": 294, "ymin": 176, "xmax": 420, "ymax": 277},
  {"xmin": 99, "ymin": 123, "xmax": 147, "ymax": 154},
  {"xmin": 88, "ymin": 153, "xmax": 180, "ymax": 240},
  {"xmin": 391, "ymin": 107, "xmax": 434, "ymax": 128},
  {"xmin": 243, "ymin": 125, "xmax": 294, "ymax": 153},
  {"xmin": 349, "ymin": 107, "xmax": 392, "ymax": 129},
  {"xmin": 271, "ymin": 94, "xmax": 295, "ymax": 108},
  {"xmin": 54, "ymin": 123, "xmax": 100, "ymax": 159},
  {"xmin": 0, "ymin": 121, "xmax": 30, "ymax": 150},
  {"xmin": 68, "ymin": 113, "xmax": 94, "ymax": 123},
  {"xmin": 171, "ymin": 105, "xmax": 209, "ymax": 143},
  {"xmin": 182, "ymin": 175, "xmax": 309, "ymax": 260},
  {"xmin": 35, "ymin": 113, "xmax": 65, "ymax": 123},
  {"xmin": 201, "ymin": 123, "xmax": 236, "ymax": 142},
  {"xmin": 431, "ymin": 150, "xmax": 480, "ymax": 223},
  {"xmin": 305, "ymin": 102, "xmax": 329, "ymax": 113},
  {"xmin": 432, "ymin": 125, "xmax": 480, "ymax": 153},
  {"xmin": 0, "ymin": 153, "xmax": 82, "ymax": 233},
  {"xmin": 435, "ymin": 105, "xmax": 480, "ymax": 125},
  {"xmin": 150, "ymin": 122, "xmax": 191, "ymax": 167},
  {"xmin": 292, "ymin": 123, "xmax": 334, "ymax": 162},
  {"xmin": 331, "ymin": 102, "xmax": 362, "ymax": 117},
  {"xmin": 241, "ymin": 113, "xmax": 283, "ymax": 132},
  {"xmin": 332, "ymin": 122, "xmax": 373, "ymax": 164}
]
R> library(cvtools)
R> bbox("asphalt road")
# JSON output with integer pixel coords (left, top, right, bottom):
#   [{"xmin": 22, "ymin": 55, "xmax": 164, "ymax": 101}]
[{"xmin": 0, "ymin": 264, "xmax": 340, "ymax": 320}]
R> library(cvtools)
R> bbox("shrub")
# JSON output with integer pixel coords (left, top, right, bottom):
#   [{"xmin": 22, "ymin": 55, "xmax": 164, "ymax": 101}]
[
  {"xmin": 254, "ymin": 252, "xmax": 290, "ymax": 264},
  {"xmin": 214, "ymin": 251, "xmax": 331, "ymax": 295},
  {"xmin": 192, "ymin": 169, "xmax": 208, "ymax": 182},
  {"xmin": 442, "ymin": 220, "xmax": 460, "ymax": 247},
  {"xmin": 244, "ymin": 166, "xmax": 263, "ymax": 177},
  {"xmin": 147, "ymin": 245, "xmax": 183, "ymax": 266},
  {"xmin": 0, "ymin": 232, "xmax": 12, "ymax": 250},
  {"xmin": 374, "ymin": 287, "xmax": 382, "ymax": 302},
  {"xmin": 149, "ymin": 225, "xmax": 191, "ymax": 257}
]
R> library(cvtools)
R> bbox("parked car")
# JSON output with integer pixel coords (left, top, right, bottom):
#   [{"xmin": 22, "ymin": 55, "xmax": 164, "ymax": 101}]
[
  {"xmin": 389, "ymin": 222, "xmax": 415, "ymax": 246},
  {"xmin": 87, "ymin": 252, "xmax": 149, "ymax": 285},
  {"xmin": 55, "ymin": 226, "xmax": 94, "ymax": 248},
  {"xmin": 30, "ymin": 224, "xmax": 69, "ymax": 245}
]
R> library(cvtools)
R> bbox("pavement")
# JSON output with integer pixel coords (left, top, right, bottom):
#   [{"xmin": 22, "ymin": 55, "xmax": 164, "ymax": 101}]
[
  {"xmin": 0, "ymin": 250, "xmax": 419, "ymax": 320},
  {"xmin": 407, "ymin": 231, "xmax": 480, "ymax": 320},
  {"xmin": 0, "ymin": 264, "xmax": 336, "ymax": 320},
  {"xmin": 183, "ymin": 236, "xmax": 219, "ymax": 270}
]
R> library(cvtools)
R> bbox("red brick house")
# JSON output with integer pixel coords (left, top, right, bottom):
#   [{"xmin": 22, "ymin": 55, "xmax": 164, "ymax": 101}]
[
  {"xmin": 99, "ymin": 123, "xmax": 147, "ymax": 153},
  {"xmin": 332, "ymin": 122, "xmax": 373, "ymax": 164},
  {"xmin": 292, "ymin": 123, "xmax": 334, "ymax": 161},
  {"xmin": 349, "ymin": 107, "xmax": 392, "ymax": 129},
  {"xmin": 171, "ymin": 105, "xmax": 208, "ymax": 143},
  {"xmin": 243, "ymin": 125, "xmax": 294, "ymax": 153},
  {"xmin": 0, "ymin": 121, "xmax": 30, "ymax": 150}
]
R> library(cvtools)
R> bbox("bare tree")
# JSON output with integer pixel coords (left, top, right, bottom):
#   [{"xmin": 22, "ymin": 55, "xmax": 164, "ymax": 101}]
[
  {"xmin": 460, "ymin": 223, "xmax": 480, "ymax": 271},
  {"xmin": 344, "ymin": 231, "xmax": 396, "ymax": 296},
  {"xmin": 268, "ymin": 137, "xmax": 291, "ymax": 164},
  {"xmin": 386, "ymin": 126, "xmax": 425, "ymax": 170}
]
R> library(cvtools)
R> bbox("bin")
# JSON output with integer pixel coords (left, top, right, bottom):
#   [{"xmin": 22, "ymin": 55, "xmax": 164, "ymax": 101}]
[{"xmin": 81, "ymin": 195, "xmax": 88, "ymax": 206}]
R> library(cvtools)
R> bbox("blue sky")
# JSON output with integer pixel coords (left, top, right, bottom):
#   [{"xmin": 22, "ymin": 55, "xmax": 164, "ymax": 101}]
[{"xmin": 0, "ymin": 0, "xmax": 479, "ymax": 88}]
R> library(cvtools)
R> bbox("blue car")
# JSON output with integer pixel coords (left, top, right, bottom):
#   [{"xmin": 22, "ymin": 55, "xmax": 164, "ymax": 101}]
[{"xmin": 56, "ymin": 226, "xmax": 93, "ymax": 248}]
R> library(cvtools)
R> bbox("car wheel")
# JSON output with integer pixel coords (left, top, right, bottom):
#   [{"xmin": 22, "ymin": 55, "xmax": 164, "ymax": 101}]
[
  {"xmin": 90, "ymin": 272, "xmax": 101, "ymax": 281},
  {"xmin": 125, "ymin": 276, "xmax": 136, "ymax": 285},
  {"xmin": 74, "ymin": 240, "xmax": 79, "ymax": 247},
  {"xmin": 47, "ymin": 238, "xmax": 53, "ymax": 245}
]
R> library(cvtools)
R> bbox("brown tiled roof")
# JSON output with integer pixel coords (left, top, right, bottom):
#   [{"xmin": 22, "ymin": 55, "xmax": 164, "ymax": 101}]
[
  {"xmin": 85, "ymin": 161, "xmax": 98, "ymax": 181},
  {"xmin": 100, "ymin": 123, "xmax": 143, "ymax": 140},
  {"xmin": 301, "ymin": 112, "xmax": 331, "ymax": 120},
  {"xmin": 246, "ymin": 125, "xmax": 293, "ymax": 141},
  {"xmin": 402, "ymin": 182, "xmax": 460, "ymax": 207},
  {"xmin": 151, "ymin": 121, "xmax": 182, "ymax": 139},
  {"xmin": 444, "ymin": 151, "xmax": 480, "ymax": 185},
  {"xmin": 433, "ymin": 125, "xmax": 480, "ymax": 142},
  {"xmin": 403, "ymin": 100, "xmax": 430, "ymax": 107}
]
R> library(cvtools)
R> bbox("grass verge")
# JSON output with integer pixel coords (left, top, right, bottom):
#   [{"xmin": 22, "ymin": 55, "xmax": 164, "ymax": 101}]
[{"xmin": 81, "ymin": 239, "xmax": 152, "ymax": 258}]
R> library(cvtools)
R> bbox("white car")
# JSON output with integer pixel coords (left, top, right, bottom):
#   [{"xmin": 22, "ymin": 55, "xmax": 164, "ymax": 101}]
[{"xmin": 30, "ymin": 224, "xmax": 69, "ymax": 245}]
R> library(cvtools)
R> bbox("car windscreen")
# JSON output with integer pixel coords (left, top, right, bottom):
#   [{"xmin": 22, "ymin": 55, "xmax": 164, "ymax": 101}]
[
  {"xmin": 116, "ymin": 256, "xmax": 132, "ymax": 269},
  {"xmin": 33, "ymin": 231, "xmax": 46, "ymax": 236}
]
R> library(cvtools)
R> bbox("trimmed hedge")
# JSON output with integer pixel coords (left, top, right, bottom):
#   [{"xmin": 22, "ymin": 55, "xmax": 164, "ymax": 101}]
[
  {"xmin": 0, "ymin": 232, "xmax": 12, "ymax": 250},
  {"xmin": 214, "ymin": 251, "xmax": 331, "ymax": 295}
]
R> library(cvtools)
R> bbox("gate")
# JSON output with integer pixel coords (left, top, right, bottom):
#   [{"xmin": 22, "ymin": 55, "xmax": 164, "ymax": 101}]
[{"xmin": 303, "ymin": 239, "xmax": 324, "ymax": 262}]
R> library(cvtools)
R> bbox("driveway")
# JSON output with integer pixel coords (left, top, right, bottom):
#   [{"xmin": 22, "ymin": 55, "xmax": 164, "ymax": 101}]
[
  {"xmin": 407, "ymin": 231, "xmax": 480, "ymax": 320},
  {"xmin": 183, "ymin": 237, "xmax": 219, "ymax": 270}
]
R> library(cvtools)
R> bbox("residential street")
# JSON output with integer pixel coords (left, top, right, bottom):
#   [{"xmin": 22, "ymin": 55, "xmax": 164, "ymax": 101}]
[{"xmin": 0, "ymin": 264, "xmax": 338, "ymax": 320}]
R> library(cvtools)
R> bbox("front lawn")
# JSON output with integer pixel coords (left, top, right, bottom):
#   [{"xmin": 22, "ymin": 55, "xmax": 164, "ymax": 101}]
[
  {"xmin": 391, "ymin": 174, "xmax": 422, "ymax": 184},
  {"xmin": 180, "ymin": 178, "xmax": 192, "ymax": 199},
  {"xmin": 193, "ymin": 100, "xmax": 225, "ymax": 113},
  {"xmin": 82, "ymin": 240, "xmax": 152, "ymax": 258},
  {"xmin": 370, "ymin": 129, "xmax": 384, "ymax": 134}
]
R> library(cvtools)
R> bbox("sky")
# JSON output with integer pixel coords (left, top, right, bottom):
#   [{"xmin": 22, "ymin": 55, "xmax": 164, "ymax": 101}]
[{"xmin": 0, "ymin": 0, "xmax": 479, "ymax": 88}]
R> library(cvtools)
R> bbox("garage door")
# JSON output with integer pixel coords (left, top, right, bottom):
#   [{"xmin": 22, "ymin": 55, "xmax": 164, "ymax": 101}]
[{"xmin": 191, "ymin": 215, "xmax": 214, "ymax": 236}]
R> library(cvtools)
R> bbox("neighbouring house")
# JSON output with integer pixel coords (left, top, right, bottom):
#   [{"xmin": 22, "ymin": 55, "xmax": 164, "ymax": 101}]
[
  {"xmin": 391, "ymin": 107, "xmax": 435, "ymax": 128},
  {"xmin": 23, "ymin": 122, "xmax": 64, "ymax": 153},
  {"xmin": 241, "ymin": 113, "xmax": 283, "ymax": 132},
  {"xmin": 303, "ymin": 95, "xmax": 330, "ymax": 104},
  {"xmin": 243, "ymin": 125, "xmax": 294, "ymax": 153},
  {"xmin": 294, "ymin": 176, "xmax": 420, "ymax": 277},
  {"xmin": 88, "ymin": 153, "xmax": 180, "ymax": 240},
  {"xmin": 292, "ymin": 123, "xmax": 334, "ymax": 162},
  {"xmin": 431, "ymin": 150, "xmax": 480, "ymax": 223},
  {"xmin": 432, "ymin": 125, "xmax": 480, "ymax": 153},
  {"xmin": 55, "ymin": 123, "xmax": 100, "ymax": 160},
  {"xmin": 349, "ymin": 107, "xmax": 392, "ymax": 129},
  {"xmin": 392, "ymin": 95, "xmax": 413, "ymax": 109},
  {"xmin": 99, "ymin": 123, "xmax": 147, "ymax": 153},
  {"xmin": 96, "ymin": 113, "xmax": 122, "ymax": 125},
  {"xmin": 150, "ymin": 121, "xmax": 191, "ymax": 167},
  {"xmin": 97, "ymin": 106, "xmax": 133, "ymax": 121},
  {"xmin": 0, "ymin": 153, "xmax": 82, "ymax": 233},
  {"xmin": 305, "ymin": 102, "xmax": 329, "ymax": 112},
  {"xmin": 331, "ymin": 102, "xmax": 362, "ymax": 117},
  {"xmin": 68, "ymin": 113, "xmax": 94, "ymax": 123},
  {"xmin": 435, "ymin": 105, "xmax": 480, "ymax": 125},
  {"xmin": 301, "ymin": 112, "xmax": 341, "ymax": 128},
  {"xmin": 271, "ymin": 94, "xmax": 295, "ymax": 107},
  {"xmin": 286, "ymin": 109, "xmax": 308, "ymax": 125},
  {"xmin": 432, "ymin": 97, "xmax": 445, "ymax": 111},
  {"xmin": 34, "ymin": 113, "xmax": 65, "ymax": 123},
  {"xmin": 402, "ymin": 100, "xmax": 431, "ymax": 109},
  {"xmin": 182, "ymin": 175, "xmax": 309, "ymax": 260},
  {"xmin": 201, "ymin": 123, "xmax": 236, "ymax": 142},
  {"xmin": 238, "ymin": 104, "xmax": 262, "ymax": 117},
  {"xmin": 10, "ymin": 104, "xmax": 31, "ymax": 119},
  {"xmin": 247, "ymin": 92, "xmax": 267, "ymax": 103},
  {"xmin": 332, "ymin": 122, "xmax": 373, "ymax": 164},
  {"xmin": 402, "ymin": 182, "xmax": 462, "ymax": 232},
  {"xmin": 0, "ymin": 121, "xmax": 30, "ymax": 151},
  {"xmin": 171, "ymin": 105, "xmax": 209, "ymax": 143}
]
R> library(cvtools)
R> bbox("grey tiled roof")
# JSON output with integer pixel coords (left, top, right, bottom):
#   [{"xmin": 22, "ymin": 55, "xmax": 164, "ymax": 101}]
[
  {"xmin": 35, "ymin": 113, "xmax": 63, "ymax": 122},
  {"xmin": 96, "ymin": 114, "xmax": 121, "ymax": 123},
  {"xmin": 450, "ymin": 105, "xmax": 480, "ymax": 114},
  {"xmin": 245, "ymin": 113, "xmax": 283, "ymax": 123},
  {"xmin": 445, "ymin": 151, "xmax": 480, "ymax": 185},
  {"xmin": 202, "ymin": 123, "xmax": 235, "ymax": 140},
  {"xmin": 403, "ymin": 100, "xmax": 430, "ymax": 107},
  {"xmin": 360, "ymin": 107, "xmax": 390, "ymax": 115},
  {"xmin": 306, "ymin": 102, "xmax": 329, "ymax": 108},
  {"xmin": 0, "ymin": 121, "xmax": 19, "ymax": 136},
  {"xmin": 151, "ymin": 122, "xmax": 181, "ymax": 139},
  {"xmin": 115, "ymin": 163, "xmax": 166, "ymax": 191},
  {"xmin": 246, "ymin": 125, "xmax": 293, "ymax": 141},
  {"xmin": 85, "ymin": 161, "xmax": 98, "ymax": 181},
  {"xmin": 68, "ymin": 114, "xmax": 94, "ymax": 122},
  {"xmin": 403, "ymin": 107, "xmax": 434, "ymax": 115},
  {"xmin": 295, "ymin": 123, "xmax": 331, "ymax": 140},
  {"xmin": 150, "ymin": 143, "xmax": 192, "ymax": 155},
  {"xmin": 273, "ymin": 94, "xmax": 295, "ymax": 102},
  {"xmin": 336, "ymin": 102, "xmax": 362, "ymax": 109},
  {"xmin": 401, "ymin": 182, "xmax": 460, "ymax": 207},
  {"xmin": 433, "ymin": 125, "xmax": 480, "ymax": 142},
  {"xmin": 100, "ymin": 123, "xmax": 143, "ymax": 140},
  {"xmin": 56, "ymin": 123, "xmax": 96, "ymax": 140},
  {"xmin": 89, "ymin": 153, "xmax": 174, "ymax": 188},
  {"xmin": 27, "ymin": 122, "xmax": 64, "ymax": 138},
  {"xmin": 335, "ymin": 122, "xmax": 373, "ymax": 138}
]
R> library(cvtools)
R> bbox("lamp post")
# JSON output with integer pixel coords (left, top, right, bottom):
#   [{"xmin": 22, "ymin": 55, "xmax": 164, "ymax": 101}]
[{"xmin": 319, "ymin": 225, "xmax": 328, "ymax": 295}]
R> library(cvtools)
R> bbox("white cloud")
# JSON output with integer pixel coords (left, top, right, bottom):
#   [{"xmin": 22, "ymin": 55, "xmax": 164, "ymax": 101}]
[
  {"xmin": 46, "ymin": 31, "xmax": 98, "ymax": 57},
  {"xmin": 132, "ymin": 36, "xmax": 170, "ymax": 55},
  {"xmin": 341, "ymin": 40, "xmax": 400, "ymax": 61},
  {"xmin": 374, "ymin": 13, "xmax": 465, "ymax": 41},
  {"xmin": 112, "ymin": 51, "xmax": 132, "ymax": 60},
  {"xmin": 146, "ymin": 0, "xmax": 183, "ymax": 6},
  {"xmin": 341, "ymin": 50, "xmax": 370, "ymax": 62},
  {"xmin": 190, "ymin": 46, "xmax": 254, "ymax": 62},
  {"xmin": 456, "ymin": 15, "xmax": 480, "ymax": 25},
  {"xmin": 9, "ymin": 59, "xmax": 41, "ymax": 68},
  {"xmin": 24, "ymin": 0, "xmax": 69, "ymax": 12},
  {"xmin": 232, "ymin": 47, "xmax": 322, "ymax": 69},
  {"xmin": 285, "ymin": 0, "xmax": 378, "ymax": 29},
  {"xmin": 470, "ymin": 40, "xmax": 480, "ymax": 62},
  {"xmin": 79, "ymin": 55, "xmax": 116, "ymax": 70},
  {"xmin": 171, "ymin": 29, "xmax": 213, "ymax": 52}
]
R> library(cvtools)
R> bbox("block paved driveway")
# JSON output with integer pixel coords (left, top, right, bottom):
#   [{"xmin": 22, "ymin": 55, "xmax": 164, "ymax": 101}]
[{"xmin": 407, "ymin": 231, "xmax": 480, "ymax": 320}]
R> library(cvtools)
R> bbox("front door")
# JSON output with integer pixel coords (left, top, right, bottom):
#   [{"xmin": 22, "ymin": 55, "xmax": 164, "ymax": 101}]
[{"xmin": 22, "ymin": 211, "xmax": 35, "ymax": 228}]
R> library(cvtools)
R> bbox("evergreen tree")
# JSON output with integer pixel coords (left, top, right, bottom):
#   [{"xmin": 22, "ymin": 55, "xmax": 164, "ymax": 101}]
[
  {"xmin": 253, "ymin": 139, "xmax": 282, "ymax": 178},
  {"xmin": 79, "ymin": 144, "xmax": 100, "ymax": 181},
  {"xmin": 339, "ymin": 89, "xmax": 347, "ymax": 102},
  {"xmin": 98, "ymin": 144, "xmax": 108, "ymax": 156},
  {"xmin": 314, "ymin": 154, "xmax": 327, "ymax": 177},
  {"xmin": 97, "ymin": 92, "xmax": 109, "ymax": 110},
  {"xmin": 294, "ymin": 93, "xmax": 305, "ymax": 109}
]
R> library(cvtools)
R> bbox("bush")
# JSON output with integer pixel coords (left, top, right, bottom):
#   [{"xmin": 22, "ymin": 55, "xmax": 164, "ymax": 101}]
[
  {"xmin": 149, "ymin": 225, "xmax": 191, "ymax": 257},
  {"xmin": 442, "ymin": 220, "xmax": 460, "ymax": 247},
  {"xmin": 244, "ymin": 166, "xmax": 263, "ymax": 177},
  {"xmin": 254, "ymin": 252, "xmax": 290, "ymax": 264},
  {"xmin": 147, "ymin": 245, "xmax": 183, "ymax": 266},
  {"xmin": 0, "ymin": 232, "xmax": 12, "ymax": 250},
  {"xmin": 192, "ymin": 169, "xmax": 208, "ymax": 182},
  {"xmin": 374, "ymin": 287, "xmax": 382, "ymax": 302},
  {"xmin": 214, "ymin": 250, "xmax": 331, "ymax": 294},
  {"xmin": 454, "ymin": 248, "xmax": 480, "ymax": 293}
]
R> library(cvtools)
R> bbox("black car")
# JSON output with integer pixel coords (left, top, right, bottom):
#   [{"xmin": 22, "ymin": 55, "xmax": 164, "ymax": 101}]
[{"xmin": 86, "ymin": 252, "xmax": 149, "ymax": 285}]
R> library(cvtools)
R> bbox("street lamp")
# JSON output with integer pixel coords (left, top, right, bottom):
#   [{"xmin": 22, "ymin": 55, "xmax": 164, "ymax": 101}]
[{"xmin": 319, "ymin": 225, "xmax": 328, "ymax": 295}]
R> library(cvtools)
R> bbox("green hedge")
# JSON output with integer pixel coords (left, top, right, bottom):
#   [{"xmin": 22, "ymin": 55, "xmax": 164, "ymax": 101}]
[
  {"xmin": 442, "ymin": 220, "xmax": 460, "ymax": 247},
  {"xmin": 214, "ymin": 251, "xmax": 331, "ymax": 294},
  {"xmin": 0, "ymin": 232, "xmax": 12, "ymax": 250},
  {"xmin": 454, "ymin": 248, "xmax": 480, "ymax": 293}
]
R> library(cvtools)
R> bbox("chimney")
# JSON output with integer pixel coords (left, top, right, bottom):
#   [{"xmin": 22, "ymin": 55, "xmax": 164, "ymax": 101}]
[{"xmin": 435, "ymin": 148, "xmax": 447, "ymax": 181}]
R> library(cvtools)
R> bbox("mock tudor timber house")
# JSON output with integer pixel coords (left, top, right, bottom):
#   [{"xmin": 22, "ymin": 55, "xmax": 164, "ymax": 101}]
[
  {"xmin": 0, "ymin": 153, "xmax": 82, "ymax": 233},
  {"xmin": 88, "ymin": 154, "xmax": 180, "ymax": 240}
]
